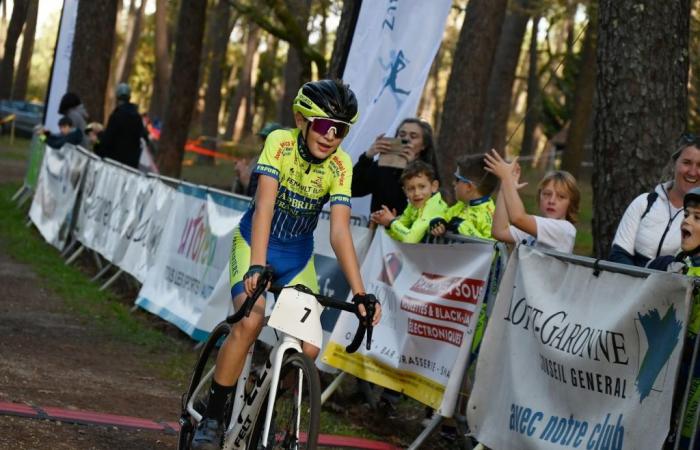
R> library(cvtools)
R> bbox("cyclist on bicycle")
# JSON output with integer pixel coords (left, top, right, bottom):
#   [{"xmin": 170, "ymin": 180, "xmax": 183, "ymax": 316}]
[{"xmin": 192, "ymin": 79, "xmax": 382, "ymax": 449}]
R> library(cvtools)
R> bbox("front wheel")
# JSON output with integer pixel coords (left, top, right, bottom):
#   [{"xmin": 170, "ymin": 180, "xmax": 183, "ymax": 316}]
[
  {"xmin": 248, "ymin": 352, "xmax": 321, "ymax": 450},
  {"xmin": 177, "ymin": 322, "xmax": 232, "ymax": 450}
]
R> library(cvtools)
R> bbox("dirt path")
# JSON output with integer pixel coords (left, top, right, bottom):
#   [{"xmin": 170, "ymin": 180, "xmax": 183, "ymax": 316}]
[{"xmin": 0, "ymin": 241, "xmax": 183, "ymax": 449}]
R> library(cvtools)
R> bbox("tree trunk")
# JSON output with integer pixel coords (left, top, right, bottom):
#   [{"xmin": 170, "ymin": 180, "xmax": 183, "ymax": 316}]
[
  {"xmin": 201, "ymin": 0, "xmax": 234, "ymax": 139},
  {"xmin": 561, "ymin": 21, "xmax": 597, "ymax": 179},
  {"xmin": 156, "ymin": 0, "xmax": 207, "ymax": 178},
  {"xmin": 276, "ymin": 0, "xmax": 312, "ymax": 127},
  {"xmin": 253, "ymin": 33, "xmax": 279, "ymax": 126},
  {"xmin": 117, "ymin": 0, "xmax": 146, "ymax": 84},
  {"xmin": 149, "ymin": 0, "xmax": 171, "ymax": 120},
  {"xmin": 520, "ymin": 16, "xmax": 541, "ymax": 159},
  {"xmin": 435, "ymin": 0, "xmax": 508, "ymax": 187},
  {"xmin": 224, "ymin": 21, "xmax": 259, "ymax": 141},
  {"xmin": 0, "ymin": 0, "xmax": 29, "ymax": 100},
  {"xmin": 593, "ymin": 0, "xmax": 690, "ymax": 257},
  {"xmin": 67, "ymin": 0, "xmax": 119, "ymax": 122},
  {"xmin": 327, "ymin": 0, "xmax": 361, "ymax": 79},
  {"xmin": 10, "ymin": 0, "xmax": 36, "ymax": 101},
  {"xmin": 480, "ymin": 0, "xmax": 530, "ymax": 153},
  {"xmin": 105, "ymin": 0, "xmax": 145, "ymax": 121}
]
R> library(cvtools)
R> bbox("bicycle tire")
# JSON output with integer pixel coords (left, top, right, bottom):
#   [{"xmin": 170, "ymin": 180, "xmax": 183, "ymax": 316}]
[
  {"xmin": 178, "ymin": 322, "xmax": 232, "ymax": 450},
  {"xmin": 247, "ymin": 352, "xmax": 321, "ymax": 450}
]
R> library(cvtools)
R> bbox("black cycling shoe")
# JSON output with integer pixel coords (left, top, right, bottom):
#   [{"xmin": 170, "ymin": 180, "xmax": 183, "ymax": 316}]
[{"xmin": 191, "ymin": 418, "xmax": 223, "ymax": 450}]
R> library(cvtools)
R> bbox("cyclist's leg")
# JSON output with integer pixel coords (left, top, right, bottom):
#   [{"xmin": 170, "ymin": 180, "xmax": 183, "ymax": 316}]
[
  {"xmin": 193, "ymin": 230, "xmax": 265, "ymax": 449},
  {"xmin": 286, "ymin": 255, "xmax": 321, "ymax": 359},
  {"xmin": 214, "ymin": 228, "xmax": 265, "ymax": 387}
]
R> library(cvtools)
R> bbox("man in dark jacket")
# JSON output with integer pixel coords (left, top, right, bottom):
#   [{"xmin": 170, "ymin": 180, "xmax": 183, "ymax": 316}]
[{"xmin": 96, "ymin": 83, "xmax": 145, "ymax": 168}]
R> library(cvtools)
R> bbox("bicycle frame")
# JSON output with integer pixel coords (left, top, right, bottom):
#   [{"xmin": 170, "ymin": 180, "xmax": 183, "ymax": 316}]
[
  {"xmin": 181, "ymin": 281, "xmax": 373, "ymax": 450},
  {"xmin": 185, "ymin": 318, "xmax": 307, "ymax": 450}
]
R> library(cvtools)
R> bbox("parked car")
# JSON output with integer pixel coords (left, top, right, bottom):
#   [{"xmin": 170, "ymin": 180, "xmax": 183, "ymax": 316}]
[{"xmin": 0, "ymin": 100, "xmax": 44, "ymax": 136}]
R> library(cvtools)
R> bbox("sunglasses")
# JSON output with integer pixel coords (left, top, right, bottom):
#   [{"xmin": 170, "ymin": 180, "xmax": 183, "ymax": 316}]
[
  {"xmin": 453, "ymin": 171, "xmax": 473, "ymax": 184},
  {"xmin": 674, "ymin": 132, "xmax": 700, "ymax": 159},
  {"xmin": 307, "ymin": 117, "xmax": 351, "ymax": 139}
]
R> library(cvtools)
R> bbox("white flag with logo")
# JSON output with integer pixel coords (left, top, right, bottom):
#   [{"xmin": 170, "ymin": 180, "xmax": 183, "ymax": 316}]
[{"xmin": 341, "ymin": 0, "xmax": 451, "ymax": 216}]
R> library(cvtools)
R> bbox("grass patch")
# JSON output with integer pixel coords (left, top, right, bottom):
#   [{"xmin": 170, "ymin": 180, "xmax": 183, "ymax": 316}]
[
  {"xmin": 0, "ymin": 134, "xmax": 32, "ymax": 160},
  {"xmin": 0, "ymin": 182, "xmax": 195, "ymax": 383}
]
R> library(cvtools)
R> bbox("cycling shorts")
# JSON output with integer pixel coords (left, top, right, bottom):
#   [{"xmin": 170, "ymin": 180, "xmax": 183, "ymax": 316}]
[{"xmin": 229, "ymin": 227, "xmax": 319, "ymax": 298}]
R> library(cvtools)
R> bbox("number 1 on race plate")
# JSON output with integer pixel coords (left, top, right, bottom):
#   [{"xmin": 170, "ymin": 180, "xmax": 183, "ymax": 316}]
[{"xmin": 268, "ymin": 288, "xmax": 323, "ymax": 349}]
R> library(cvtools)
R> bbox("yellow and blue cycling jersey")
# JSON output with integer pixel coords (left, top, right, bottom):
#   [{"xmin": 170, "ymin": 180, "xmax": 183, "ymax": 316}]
[
  {"xmin": 443, "ymin": 196, "xmax": 495, "ymax": 240},
  {"xmin": 231, "ymin": 128, "xmax": 352, "ymax": 297}
]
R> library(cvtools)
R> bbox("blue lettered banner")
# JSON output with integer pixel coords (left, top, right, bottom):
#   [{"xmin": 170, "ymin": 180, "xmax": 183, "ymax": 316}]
[
  {"xmin": 468, "ymin": 245, "xmax": 693, "ymax": 450},
  {"xmin": 341, "ymin": 0, "xmax": 451, "ymax": 216}
]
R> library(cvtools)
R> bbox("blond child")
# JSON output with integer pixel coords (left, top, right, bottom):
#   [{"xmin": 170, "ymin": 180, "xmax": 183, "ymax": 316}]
[
  {"xmin": 485, "ymin": 149, "xmax": 580, "ymax": 253},
  {"xmin": 372, "ymin": 160, "xmax": 448, "ymax": 243}
]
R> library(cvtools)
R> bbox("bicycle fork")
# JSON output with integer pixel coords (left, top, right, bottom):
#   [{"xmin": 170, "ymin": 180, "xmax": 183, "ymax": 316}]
[{"xmin": 225, "ymin": 335, "xmax": 302, "ymax": 450}]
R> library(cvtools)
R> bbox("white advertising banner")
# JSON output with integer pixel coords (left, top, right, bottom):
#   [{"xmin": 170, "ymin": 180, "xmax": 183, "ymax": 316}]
[
  {"xmin": 44, "ymin": 0, "xmax": 79, "ymax": 133},
  {"xmin": 341, "ymin": 0, "xmax": 451, "ymax": 216},
  {"xmin": 75, "ymin": 160, "xmax": 174, "ymax": 282},
  {"xmin": 468, "ymin": 245, "xmax": 693, "ymax": 450},
  {"xmin": 29, "ymin": 144, "xmax": 89, "ymax": 249},
  {"xmin": 322, "ymin": 231, "xmax": 494, "ymax": 414},
  {"xmin": 135, "ymin": 185, "xmax": 249, "ymax": 341}
]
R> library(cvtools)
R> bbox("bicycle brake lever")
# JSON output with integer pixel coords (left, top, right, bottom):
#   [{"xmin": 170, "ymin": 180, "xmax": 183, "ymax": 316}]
[
  {"xmin": 364, "ymin": 300, "xmax": 375, "ymax": 350},
  {"xmin": 345, "ymin": 322, "xmax": 366, "ymax": 354}
]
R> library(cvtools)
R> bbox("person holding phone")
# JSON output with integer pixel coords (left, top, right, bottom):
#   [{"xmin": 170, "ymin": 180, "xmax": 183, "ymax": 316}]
[{"xmin": 351, "ymin": 117, "xmax": 439, "ymax": 217}]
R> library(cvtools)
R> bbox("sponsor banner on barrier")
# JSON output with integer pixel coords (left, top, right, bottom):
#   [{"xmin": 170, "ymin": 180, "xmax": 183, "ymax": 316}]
[
  {"xmin": 135, "ymin": 185, "xmax": 248, "ymax": 340},
  {"xmin": 29, "ymin": 144, "xmax": 89, "ymax": 249},
  {"xmin": 75, "ymin": 159, "xmax": 174, "ymax": 282},
  {"xmin": 467, "ymin": 245, "xmax": 693, "ymax": 450},
  {"xmin": 323, "ymin": 231, "xmax": 494, "ymax": 413}
]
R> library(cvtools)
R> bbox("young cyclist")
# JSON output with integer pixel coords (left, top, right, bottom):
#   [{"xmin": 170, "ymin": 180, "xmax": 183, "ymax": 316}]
[
  {"xmin": 371, "ymin": 160, "xmax": 448, "ymax": 243},
  {"xmin": 192, "ymin": 79, "xmax": 382, "ymax": 449},
  {"xmin": 485, "ymin": 149, "xmax": 580, "ymax": 253},
  {"xmin": 430, "ymin": 153, "xmax": 498, "ymax": 240}
]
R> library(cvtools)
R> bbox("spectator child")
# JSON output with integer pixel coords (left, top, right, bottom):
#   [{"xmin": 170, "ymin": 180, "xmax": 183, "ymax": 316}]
[
  {"xmin": 85, "ymin": 122, "xmax": 103, "ymax": 150},
  {"xmin": 431, "ymin": 153, "xmax": 498, "ymax": 240},
  {"xmin": 648, "ymin": 187, "xmax": 700, "ymax": 272},
  {"xmin": 42, "ymin": 116, "xmax": 84, "ymax": 149},
  {"xmin": 485, "ymin": 149, "xmax": 580, "ymax": 253},
  {"xmin": 372, "ymin": 160, "xmax": 448, "ymax": 243}
]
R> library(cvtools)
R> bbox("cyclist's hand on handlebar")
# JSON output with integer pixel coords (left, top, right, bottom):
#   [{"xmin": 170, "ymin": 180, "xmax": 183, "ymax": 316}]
[
  {"xmin": 352, "ymin": 293, "xmax": 381, "ymax": 326},
  {"xmin": 243, "ymin": 265, "xmax": 270, "ymax": 297}
]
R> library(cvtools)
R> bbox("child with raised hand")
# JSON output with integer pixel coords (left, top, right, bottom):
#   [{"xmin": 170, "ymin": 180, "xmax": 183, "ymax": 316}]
[
  {"xmin": 484, "ymin": 149, "xmax": 580, "ymax": 253},
  {"xmin": 372, "ymin": 159, "xmax": 448, "ymax": 243},
  {"xmin": 431, "ymin": 154, "xmax": 498, "ymax": 240}
]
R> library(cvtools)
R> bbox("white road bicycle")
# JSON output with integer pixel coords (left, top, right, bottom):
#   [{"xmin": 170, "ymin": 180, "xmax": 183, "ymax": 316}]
[{"xmin": 177, "ymin": 268, "xmax": 376, "ymax": 450}]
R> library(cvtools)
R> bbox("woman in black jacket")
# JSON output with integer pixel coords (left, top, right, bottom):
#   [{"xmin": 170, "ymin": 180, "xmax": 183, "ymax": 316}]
[{"xmin": 351, "ymin": 117, "xmax": 439, "ymax": 215}]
